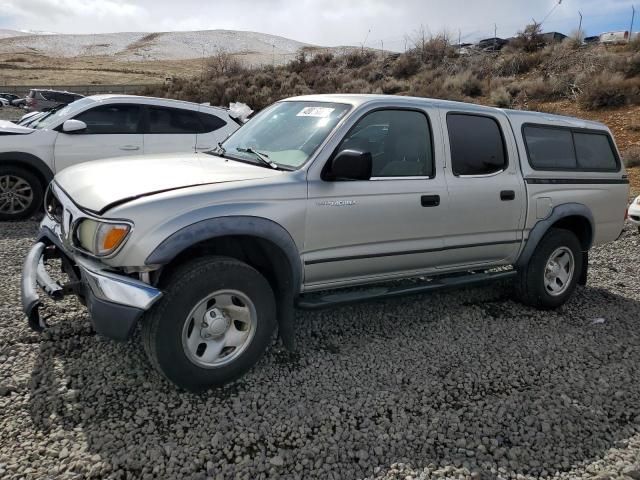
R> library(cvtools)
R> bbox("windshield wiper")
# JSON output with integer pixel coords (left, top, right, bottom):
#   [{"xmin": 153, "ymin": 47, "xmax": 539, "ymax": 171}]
[{"xmin": 235, "ymin": 147, "xmax": 279, "ymax": 170}]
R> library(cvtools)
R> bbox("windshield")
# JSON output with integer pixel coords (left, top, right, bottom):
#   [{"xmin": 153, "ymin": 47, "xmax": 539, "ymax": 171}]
[
  {"xmin": 219, "ymin": 101, "xmax": 351, "ymax": 169},
  {"xmin": 31, "ymin": 97, "xmax": 96, "ymax": 130}
]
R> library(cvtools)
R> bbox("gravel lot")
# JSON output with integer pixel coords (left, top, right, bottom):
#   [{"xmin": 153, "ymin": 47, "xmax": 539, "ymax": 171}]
[
  {"xmin": 0, "ymin": 106, "xmax": 24, "ymax": 122},
  {"xmin": 1, "ymin": 217, "xmax": 640, "ymax": 480}
]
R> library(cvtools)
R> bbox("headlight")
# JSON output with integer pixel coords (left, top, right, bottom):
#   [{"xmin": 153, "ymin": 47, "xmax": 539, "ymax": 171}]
[
  {"xmin": 636, "ymin": 197, "xmax": 640, "ymax": 205},
  {"xmin": 76, "ymin": 219, "xmax": 131, "ymax": 256}
]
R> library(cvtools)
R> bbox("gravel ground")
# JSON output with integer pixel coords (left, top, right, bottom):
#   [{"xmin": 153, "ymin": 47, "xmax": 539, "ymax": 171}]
[
  {"xmin": 1, "ymin": 219, "xmax": 640, "ymax": 480},
  {"xmin": 0, "ymin": 106, "xmax": 24, "ymax": 122}
]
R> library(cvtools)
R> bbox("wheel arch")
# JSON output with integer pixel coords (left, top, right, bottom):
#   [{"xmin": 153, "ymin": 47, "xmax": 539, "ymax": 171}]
[
  {"xmin": 516, "ymin": 202, "xmax": 594, "ymax": 269},
  {"xmin": 145, "ymin": 216, "xmax": 302, "ymax": 350},
  {"xmin": 0, "ymin": 152, "xmax": 53, "ymax": 190}
]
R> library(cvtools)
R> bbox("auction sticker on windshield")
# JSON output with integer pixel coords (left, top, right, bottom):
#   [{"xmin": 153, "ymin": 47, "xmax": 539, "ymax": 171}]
[{"xmin": 297, "ymin": 107, "xmax": 335, "ymax": 118}]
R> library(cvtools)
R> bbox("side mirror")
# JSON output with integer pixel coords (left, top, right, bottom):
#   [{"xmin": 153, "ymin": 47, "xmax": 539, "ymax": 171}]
[
  {"xmin": 327, "ymin": 149, "xmax": 372, "ymax": 181},
  {"xmin": 62, "ymin": 119, "xmax": 87, "ymax": 133}
]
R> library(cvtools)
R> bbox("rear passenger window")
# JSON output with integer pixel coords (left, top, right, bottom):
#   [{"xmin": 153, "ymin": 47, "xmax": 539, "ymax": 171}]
[
  {"xmin": 523, "ymin": 125, "xmax": 619, "ymax": 171},
  {"xmin": 523, "ymin": 126, "xmax": 576, "ymax": 169},
  {"xmin": 198, "ymin": 112, "xmax": 227, "ymax": 133},
  {"xmin": 148, "ymin": 107, "xmax": 203, "ymax": 134},
  {"xmin": 574, "ymin": 132, "xmax": 618, "ymax": 170},
  {"xmin": 447, "ymin": 114, "xmax": 506, "ymax": 176}
]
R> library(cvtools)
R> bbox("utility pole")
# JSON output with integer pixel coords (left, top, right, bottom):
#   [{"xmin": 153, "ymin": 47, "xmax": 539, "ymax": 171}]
[
  {"xmin": 458, "ymin": 29, "xmax": 461, "ymax": 46},
  {"xmin": 362, "ymin": 29, "xmax": 371, "ymax": 54},
  {"xmin": 272, "ymin": 44, "xmax": 275, "ymax": 67},
  {"xmin": 494, "ymin": 23, "xmax": 497, "ymax": 50},
  {"xmin": 578, "ymin": 11, "xmax": 583, "ymax": 35},
  {"xmin": 381, "ymin": 40, "xmax": 384, "ymax": 59},
  {"xmin": 630, "ymin": 5, "xmax": 636, "ymax": 43}
]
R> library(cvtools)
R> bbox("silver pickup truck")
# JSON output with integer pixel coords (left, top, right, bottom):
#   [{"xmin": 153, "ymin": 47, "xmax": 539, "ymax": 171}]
[{"xmin": 21, "ymin": 94, "xmax": 629, "ymax": 391}]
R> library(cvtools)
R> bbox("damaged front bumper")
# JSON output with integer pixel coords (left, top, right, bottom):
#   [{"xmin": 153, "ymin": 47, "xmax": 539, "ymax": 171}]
[{"xmin": 21, "ymin": 232, "xmax": 162, "ymax": 341}]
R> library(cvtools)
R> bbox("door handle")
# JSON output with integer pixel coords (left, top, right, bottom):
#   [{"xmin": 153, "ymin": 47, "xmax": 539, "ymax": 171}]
[
  {"xmin": 500, "ymin": 190, "xmax": 515, "ymax": 201},
  {"xmin": 119, "ymin": 145, "xmax": 140, "ymax": 151},
  {"xmin": 421, "ymin": 195, "xmax": 440, "ymax": 207},
  {"xmin": 195, "ymin": 146, "xmax": 212, "ymax": 150}
]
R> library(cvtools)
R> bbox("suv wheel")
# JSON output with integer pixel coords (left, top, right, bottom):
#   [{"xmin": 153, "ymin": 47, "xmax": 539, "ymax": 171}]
[
  {"xmin": 142, "ymin": 256, "xmax": 276, "ymax": 392},
  {"xmin": 515, "ymin": 228, "xmax": 583, "ymax": 309},
  {"xmin": 0, "ymin": 166, "xmax": 43, "ymax": 221}
]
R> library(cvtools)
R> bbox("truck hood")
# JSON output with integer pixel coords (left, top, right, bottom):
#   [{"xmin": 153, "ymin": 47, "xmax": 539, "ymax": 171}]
[
  {"xmin": 54, "ymin": 152, "xmax": 283, "ymax": 213},
  {"xmin": 0, "ymin": 120, "xmax": 34, "ymax": 134}
]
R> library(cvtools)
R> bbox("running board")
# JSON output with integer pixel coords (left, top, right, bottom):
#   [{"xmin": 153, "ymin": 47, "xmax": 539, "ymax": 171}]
[{"xmin": 296, "ymin": 270, "xmax": 517, "ymax": 310}]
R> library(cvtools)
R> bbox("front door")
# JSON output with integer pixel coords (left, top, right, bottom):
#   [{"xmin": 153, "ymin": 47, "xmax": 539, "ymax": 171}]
[
  {"xmin": 304, "ymin": 107, "xmax": 448, "ymax": 289},
  {"xmin": 438, "ymin": 109, "xmax": 526, "ymax": 267},
  {"xmin": 53, "ymin": 103, "xmax": 143, "ymax": 172}
]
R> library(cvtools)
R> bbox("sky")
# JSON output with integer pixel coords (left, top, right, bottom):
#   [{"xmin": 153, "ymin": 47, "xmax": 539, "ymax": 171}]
[{"xmin": 1, "ymin": 0, "xmax": 638, "ymax": 51}]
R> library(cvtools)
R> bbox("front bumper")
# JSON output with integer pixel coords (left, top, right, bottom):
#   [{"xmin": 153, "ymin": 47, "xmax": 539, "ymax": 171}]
[
  {"xmin": 21, "ymin": 237, "xmax": 162, "ymax": 340},
  {"xmin": 628, "ymin": 203, "xmax": 640, "ymax": 226}
]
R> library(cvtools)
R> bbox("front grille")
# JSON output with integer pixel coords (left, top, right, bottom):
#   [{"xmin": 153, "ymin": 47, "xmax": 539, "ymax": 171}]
[{"xmin": 44, "ymin": 185, "xmax": 63, "ymax": 223}]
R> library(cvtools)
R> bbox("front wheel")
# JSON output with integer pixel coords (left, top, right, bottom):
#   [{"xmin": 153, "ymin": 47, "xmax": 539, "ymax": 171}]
[
  {"xmin": 142, "ymin": 256, "xmax": 276, "ymax": 392},
  {"xmin": 515, "ymin": 228, "xmax": 583, "ymax": 309},
  {"xmin": 0, "ymin": 166, "xmax": 43, "ymax": 221}
]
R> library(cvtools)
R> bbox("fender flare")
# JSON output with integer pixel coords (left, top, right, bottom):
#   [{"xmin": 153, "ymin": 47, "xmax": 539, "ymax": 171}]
[
  {"xmin": 0, "ymin": 152, "xmax": 54, "ymax": 185},
  {"xmin": 516, "ymin": 202, "xmax": 594, "ymax": 269},
  {"xmin": 145, "ymin": 216, "xmax": 302, "ymax": 350}
]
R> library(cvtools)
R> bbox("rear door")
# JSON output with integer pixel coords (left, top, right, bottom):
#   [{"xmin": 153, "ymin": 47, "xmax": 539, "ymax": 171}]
[
  {"xmin": 438, "ymin": 109, "xmax": 526, "ymax": 267},
  {"xmin": 53, "ymin": 103, "xmax": 144, "ymax": 172},
  {"xmin": 143, "ymin": 106, "xmax": 199, "ymax": 154}
]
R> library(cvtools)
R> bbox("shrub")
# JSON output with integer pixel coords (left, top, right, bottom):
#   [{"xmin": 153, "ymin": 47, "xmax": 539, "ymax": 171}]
[
  {"xmin": 392, "ymin": 53, "xmax": 421, "ymax": 78},
  {"xmin": 309, "ymin": 51, "xmax": 334, "ymax": 66},
  {"xmin": 344, "ymin": 50, "xmax": 375, "ymax": 68},
  {"xmin": 381, "ymin": 79, "xmax": 409, "ymax": 94},
  {"xmin": 206, "ymin": 49, "xmax": 244, "ymax": 77},
  {"xmin": 495, "ymin": 52, "xmax": 542, "ymax": 76},
  {"xmin": 623, "ymin": 146, "xmax": 640, "ymax": 168},
  {"xmin": 444, "ymin": 72, "xmax": 483, "ymax": 97},
  {"xmin": 510, "ymin": 22, "xmax": 544, "ymax": 52},
  {"xmin": 577, "ymin": 73, "xmax": 640, "ymax": 109},
  {"xmin": 490, "ymin": 87, "xmax": 512, "ymax": 107},
  {"xmin": 626, "ymin": 53, "xmax": 640, "ymax": 78}
]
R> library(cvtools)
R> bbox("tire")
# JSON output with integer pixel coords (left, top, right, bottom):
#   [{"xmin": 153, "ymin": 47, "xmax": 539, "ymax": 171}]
[
  {"xmin": 142, "ymin": 256, "xmax": 276, "ymax": 392},
  {"xmin": 515, "ymin": 228, "xmax": 583, "ymax": 309},
  {"xmin": 0, "ymin": 165, "xmax": 43, "ymax": 221}
]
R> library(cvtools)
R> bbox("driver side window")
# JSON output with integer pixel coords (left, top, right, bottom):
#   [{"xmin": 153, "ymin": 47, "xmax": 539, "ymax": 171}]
[
  {"xmin": 73, "ymin": 104, "xmax": 141, "ymax": 134},
  {"xmin": 337, "ymin": 109, "xmax": 433, "ymax": 177}
]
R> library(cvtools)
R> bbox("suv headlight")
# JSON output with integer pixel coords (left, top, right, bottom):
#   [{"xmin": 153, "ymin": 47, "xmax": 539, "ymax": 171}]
[
  {"xmin": 636, "ymin": 197, "xmax": 640, "ymax": 205},
  {"xmin": 76, "ymin": 219, "xmax": 131, "ymax": 256}
]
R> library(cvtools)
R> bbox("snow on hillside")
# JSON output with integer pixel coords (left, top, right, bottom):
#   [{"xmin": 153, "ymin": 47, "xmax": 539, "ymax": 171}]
[
  {"xmin": 0, "ymin": 29, "xmax": 32, "ymax": 40},
  {"xmin": 0, "ymin": 29, "xmax": 309, "ymax": 61}
]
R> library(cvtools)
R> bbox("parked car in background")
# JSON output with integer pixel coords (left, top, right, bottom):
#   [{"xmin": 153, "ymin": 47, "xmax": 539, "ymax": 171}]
[
  {"xmin": 600, "ymin": 31, "xmax": 638, "ymax": 44},
  {"xmin": 0, "ymin": 95, "xmax": 241, "ymax": 220},
  {"xmin": 0, "ymin": 93, "xmax": 21, "ymax": 105},
  {"xmin": 12, "ymin": 97, "xmax": 26, "ymax": 108},
  {"xmin": 20, "ymin": 94, "xmax": 629, "ymax": 391},
  {"xmin": 25, "ymin": 89, "xmax": 84, "ymax": 112},
  {"xmin": 477, "ymin": 37, "xmax": 508, "ymax": 51},
  {"xmin": 628, "ymin": 196, "xmax": 640, "ymax": 232}
]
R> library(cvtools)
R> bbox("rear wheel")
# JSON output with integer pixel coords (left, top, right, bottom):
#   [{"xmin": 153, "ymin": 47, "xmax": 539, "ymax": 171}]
[
  {"xmin": 142, "ymin": 256, "xmax": 276, "ymax": 392},
  {"xmin": 0, "ymin": 166, "xmax": 43, "ymax": 221},
  {"xmin": 515, "ymin": 228, "xmax": 583, "ymax": 309}
]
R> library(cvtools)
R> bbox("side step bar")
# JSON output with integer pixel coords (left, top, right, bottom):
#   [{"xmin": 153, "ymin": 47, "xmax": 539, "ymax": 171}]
[{"xmin": 296, "ymin": 270, "xmax": 517, "ymax": 310}]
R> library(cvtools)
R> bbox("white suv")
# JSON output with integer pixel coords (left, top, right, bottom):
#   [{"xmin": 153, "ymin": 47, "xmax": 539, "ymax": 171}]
[{"xmin": 0, "ymin": 95, "xmax": 240, "ymax": 220}]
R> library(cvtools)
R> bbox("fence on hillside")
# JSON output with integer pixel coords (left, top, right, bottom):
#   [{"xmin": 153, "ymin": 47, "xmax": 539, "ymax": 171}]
[{"xmin": 0, "ymin": 84, "xmax": 156, "ymax": 97}]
